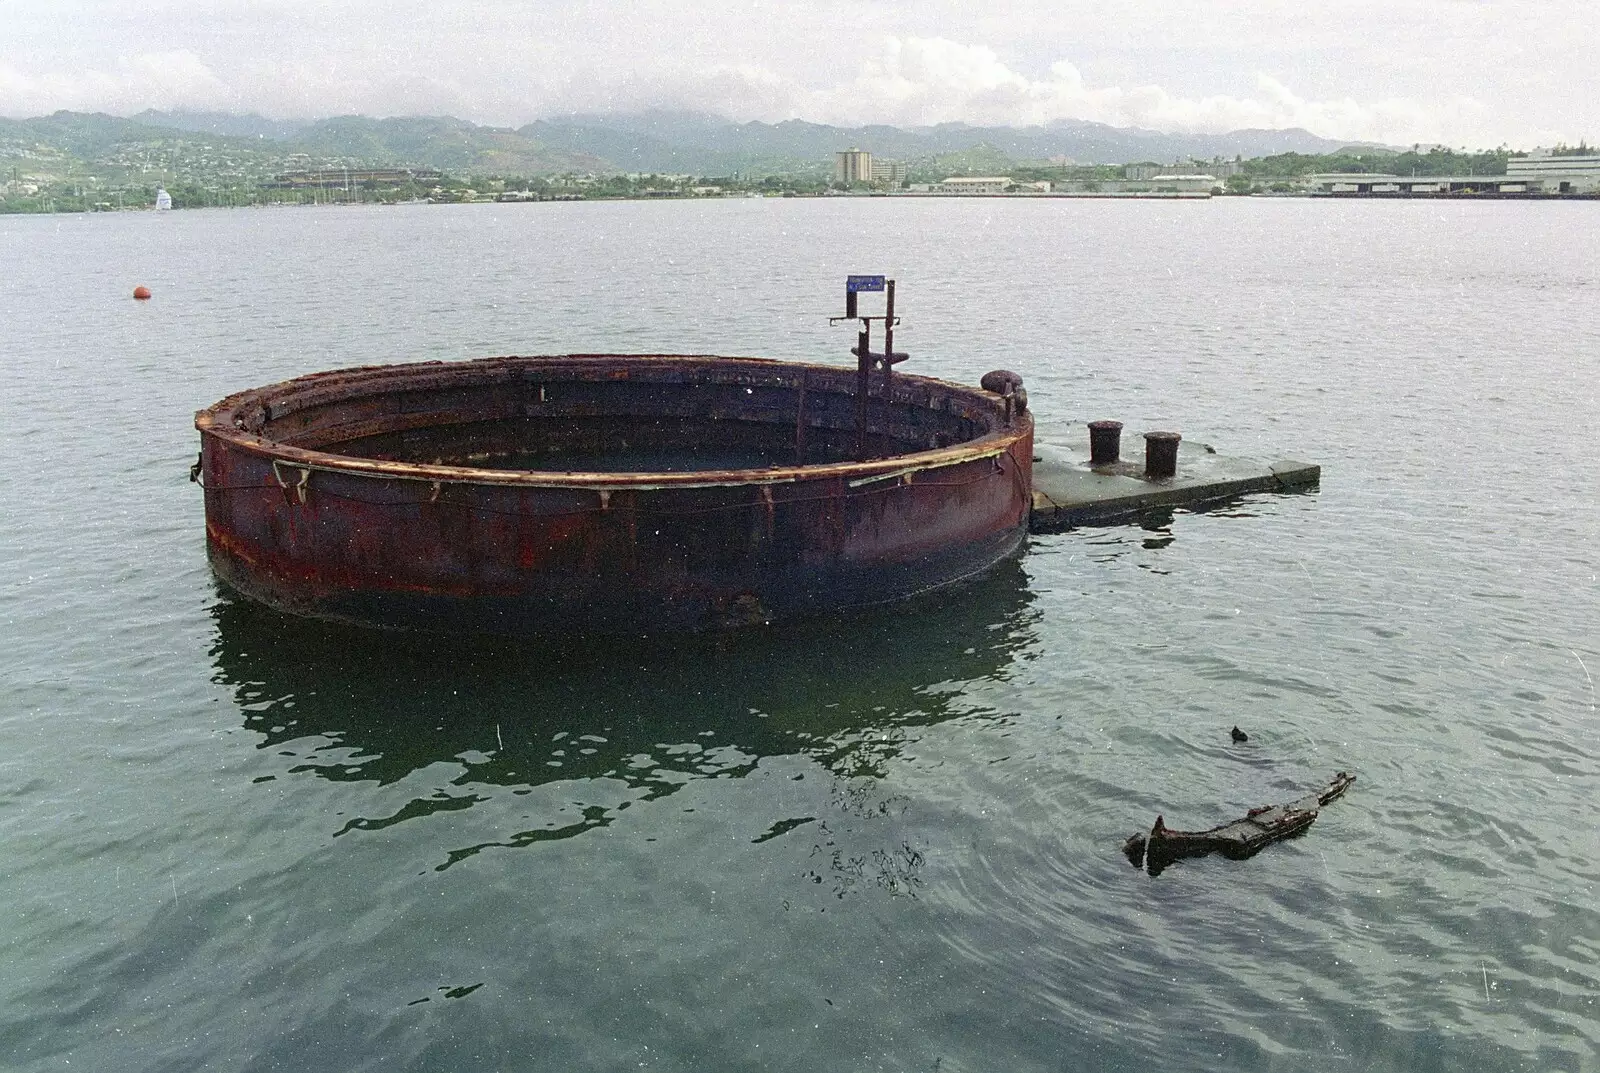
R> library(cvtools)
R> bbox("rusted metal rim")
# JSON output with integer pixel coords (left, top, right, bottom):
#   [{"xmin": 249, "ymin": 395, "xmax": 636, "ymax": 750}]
[{"xmin": 195, "ymin": 353, "xmax": 1031, "ymax": 490}]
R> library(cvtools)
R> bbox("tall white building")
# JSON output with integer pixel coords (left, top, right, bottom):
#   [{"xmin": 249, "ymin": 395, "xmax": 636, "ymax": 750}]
[{"xmin": 834, "ymin": 148, "xmax": 873, "ymax": 184}]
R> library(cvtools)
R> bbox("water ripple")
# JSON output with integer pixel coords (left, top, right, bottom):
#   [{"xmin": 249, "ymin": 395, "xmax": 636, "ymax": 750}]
[{"xmin": 2, "ymin": 200, "xmax": 1598, "ymax": 1072}]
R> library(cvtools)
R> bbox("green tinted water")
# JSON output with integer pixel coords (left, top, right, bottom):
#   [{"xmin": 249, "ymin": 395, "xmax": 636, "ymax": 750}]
[{"xmin": 1, "ymin": 198, "xmax": 1596, "ymax": 1072}]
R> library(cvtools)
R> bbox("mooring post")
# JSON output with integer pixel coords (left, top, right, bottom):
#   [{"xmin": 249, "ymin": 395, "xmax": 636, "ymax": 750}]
[
  {"xmin": 1088, "ymin": 420, "xmax": 1123, "ymax": 464},
  {"xmin": 1144, "ymin": 431, "xmax": 1181, "ymax": 479}
]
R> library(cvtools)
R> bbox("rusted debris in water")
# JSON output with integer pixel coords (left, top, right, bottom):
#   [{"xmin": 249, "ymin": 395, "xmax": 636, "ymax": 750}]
[{"xmin": 1123, "ymin": 772, "xmax": 1356, "ymax": 877}]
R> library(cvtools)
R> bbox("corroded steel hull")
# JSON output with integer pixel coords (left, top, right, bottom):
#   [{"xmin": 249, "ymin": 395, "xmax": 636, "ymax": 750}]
[{"xmin": 196, "ymin": 355, "xmax": 1033, "ymax": 633}]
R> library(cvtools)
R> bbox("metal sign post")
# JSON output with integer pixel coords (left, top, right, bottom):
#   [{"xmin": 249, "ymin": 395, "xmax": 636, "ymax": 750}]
[{"xmin": 831, "ymin": 275, "xmax": 909, "ymax": 460}]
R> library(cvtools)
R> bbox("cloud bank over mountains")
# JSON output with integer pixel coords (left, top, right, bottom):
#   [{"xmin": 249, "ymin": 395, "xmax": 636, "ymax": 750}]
[
  {"xmin": 1, "ymin": 0, "xmax": 1592, "ymax": 149},
  {"xmin": 564, "ymin": 39, "xmax": 1474, "ymax": 147}
]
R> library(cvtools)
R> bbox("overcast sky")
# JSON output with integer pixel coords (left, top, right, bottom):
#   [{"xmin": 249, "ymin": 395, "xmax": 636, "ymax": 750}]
[{"xmin": 2, "ymin": 0, "xmax": 1594, "ymax": 148}]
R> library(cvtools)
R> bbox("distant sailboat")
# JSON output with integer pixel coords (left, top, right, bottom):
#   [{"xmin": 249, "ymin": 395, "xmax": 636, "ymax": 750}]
[{"xmin": 155, "ymin": 188, "xmax": 172, "ymax": 211}]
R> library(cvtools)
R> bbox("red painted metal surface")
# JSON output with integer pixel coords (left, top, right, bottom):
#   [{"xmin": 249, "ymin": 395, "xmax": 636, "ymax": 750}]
[{"xmin": 195, "ymin": 354, "xmax": 1033, "ymax": 633}]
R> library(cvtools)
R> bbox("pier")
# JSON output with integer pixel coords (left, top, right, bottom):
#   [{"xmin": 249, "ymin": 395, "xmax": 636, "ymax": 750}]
[{"xmin": 1028, "ymin": 425, "xmax": 1320, "ymax": 531}]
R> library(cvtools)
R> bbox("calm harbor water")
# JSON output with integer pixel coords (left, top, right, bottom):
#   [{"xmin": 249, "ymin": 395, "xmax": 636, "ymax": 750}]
[{"xmin": 1, "ymin": 197, "xmax": 1597, "ymax": 1072}]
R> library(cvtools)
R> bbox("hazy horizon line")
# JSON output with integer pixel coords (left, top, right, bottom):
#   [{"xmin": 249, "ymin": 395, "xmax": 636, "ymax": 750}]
[{"xmin": 4, "ymin": 105, "xmax": 1449, "ymax": 150}]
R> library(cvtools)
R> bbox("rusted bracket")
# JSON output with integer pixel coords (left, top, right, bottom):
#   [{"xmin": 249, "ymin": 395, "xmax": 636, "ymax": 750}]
[
  {"xmin": 849, "ymin": 347, "xmax": 911, "ymax": 366},
  {"xmin": 271, "ymin": 459, "xmax": 312, "ymax": 505}
]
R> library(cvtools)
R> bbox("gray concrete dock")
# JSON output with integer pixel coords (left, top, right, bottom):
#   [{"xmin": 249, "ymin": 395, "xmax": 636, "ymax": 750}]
[{"xmin": 1029, "ymin": 432, "xmax": 1320, "ymax": 531}]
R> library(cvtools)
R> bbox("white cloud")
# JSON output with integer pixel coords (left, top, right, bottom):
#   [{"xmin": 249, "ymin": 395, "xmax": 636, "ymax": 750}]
[
  {"xmin": 1, "ymin": 2, "xmax": 1594, "ymax": 148},
  {"xmin": 233, "ymin": 62, "xmax": 477, "ymax": 120},
  {"xmin": 537, "ymin": 63, "xmax": 796, "ymax": 124},
  {"xmin": 790, "ymin": 38, "xmax": 1487, "ymax": 145},
  {"xmin": 0, "ymin": 50, "xmax": 236, "ymax": 116},
  {"xmin": 529, "ymin": 36, "xmax": 1495, "ymax": 147}
]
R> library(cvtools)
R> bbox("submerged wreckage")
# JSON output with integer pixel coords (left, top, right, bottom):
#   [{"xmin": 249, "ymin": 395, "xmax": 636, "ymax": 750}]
[
  {"xmin": 1123, "ymin": 772, "xmax": 1356, "ymax": 876},
  {"xmin": 194, "ymin": 278, "xmax": 1033, "ymax": 633},
  {"xmin": 193, "ymin": 276, "xmax": 1318, "ymax": 634},
  {"xmin": 194, "ymin": 352, "xmax": 1033, "ymax": 633}
]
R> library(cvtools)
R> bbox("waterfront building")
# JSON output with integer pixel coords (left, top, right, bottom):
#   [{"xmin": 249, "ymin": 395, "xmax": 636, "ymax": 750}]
[
  {"xmin": 936, "ymin": 176, "xmax": 1012, "ymax": 194},
  {"xmin": 1148, "ymin": 174, "xmax": 1219, "ymax": 193},
  {"xmin": 871, "ymin": 159, "xmax": 908, "ymax": 184},
  {"xmin": 834, "ymin": 149, "xmax": 873, "ymax": 184},
  {"xmin": 1505, "ymin": 150, "xmax": 1600, "ymax": 193},
  {"xmin": 266, "ymin": 168, "xmax": 443, "ymax": 190},
  {"xmin": 1307, "ymin": 169, "xmax": 1579, "ymax": 195}
]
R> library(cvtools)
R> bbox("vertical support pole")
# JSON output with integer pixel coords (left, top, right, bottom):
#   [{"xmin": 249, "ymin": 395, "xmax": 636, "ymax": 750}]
[
  {"xmin": 794, "ymin": 370, "xmax": 808, "ymax": 466},
  {"xmin": 855, "ymin": 323, "xmax": 871, "ymax": 460},
  {"xmin": 882, "ymin": 278, "xmax": 896, "ymax": 405}
]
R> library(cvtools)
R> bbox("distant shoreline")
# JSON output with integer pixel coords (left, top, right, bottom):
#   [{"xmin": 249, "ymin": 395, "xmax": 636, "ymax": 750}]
[{"xmin": 8, "ymin": 188, "xmax": 1600, "ymax": 217}]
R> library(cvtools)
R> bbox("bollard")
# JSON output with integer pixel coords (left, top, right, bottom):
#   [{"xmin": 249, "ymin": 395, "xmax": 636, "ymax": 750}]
[
  {"xmin": 980, "ymin": 370, "xmax": 1024, "ymax": 396},
  {"xmin": 1144, "ymin": 431, "xmax": 1181, "ymax": 479},
  {"xmin": 1088, "ymin": 420, "xmax": 1123, "ymax": 464}
]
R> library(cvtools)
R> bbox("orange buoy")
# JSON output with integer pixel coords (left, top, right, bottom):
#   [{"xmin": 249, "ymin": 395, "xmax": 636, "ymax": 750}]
[{"xmin": 133, "ymin": 286, "xmax": 152, "ymax": 300}]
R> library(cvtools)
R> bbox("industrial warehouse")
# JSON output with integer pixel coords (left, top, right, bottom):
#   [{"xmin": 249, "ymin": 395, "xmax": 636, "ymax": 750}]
[{"xmin": 1309, "ymin": 149, "xmax": 1600, "ymax": 196}]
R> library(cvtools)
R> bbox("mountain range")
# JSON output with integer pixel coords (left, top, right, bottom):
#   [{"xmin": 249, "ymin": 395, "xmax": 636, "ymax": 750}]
[
  {"xmin": 2, "ymin": 108, "xmax": 1391, "ymax": 179},
  {"xmin": 517, "ymin": 111, "xmax": 1388, "ymax": 173}
]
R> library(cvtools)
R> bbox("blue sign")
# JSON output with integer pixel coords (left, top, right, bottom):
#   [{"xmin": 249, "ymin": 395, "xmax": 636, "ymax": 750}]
[{"xmin": 846, "ymin": 275, "xmax": 886, "ymax": 293}]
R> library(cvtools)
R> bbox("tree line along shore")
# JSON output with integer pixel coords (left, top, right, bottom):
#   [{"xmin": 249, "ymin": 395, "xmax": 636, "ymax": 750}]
[{"xmin": 6, "ymin": 138, "xmax": 1589, "ymax": 214}]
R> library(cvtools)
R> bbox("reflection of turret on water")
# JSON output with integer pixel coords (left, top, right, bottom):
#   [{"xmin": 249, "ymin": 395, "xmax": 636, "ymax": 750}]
[{"xmin": 208, "ymin": 558, "xmax": 1037, "ymax": 823}]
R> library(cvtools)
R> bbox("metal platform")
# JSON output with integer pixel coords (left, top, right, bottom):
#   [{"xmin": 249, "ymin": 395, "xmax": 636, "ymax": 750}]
[{"xmin": 1029, "ymin": 434, "xmax": 1320, "ymax": 531}]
